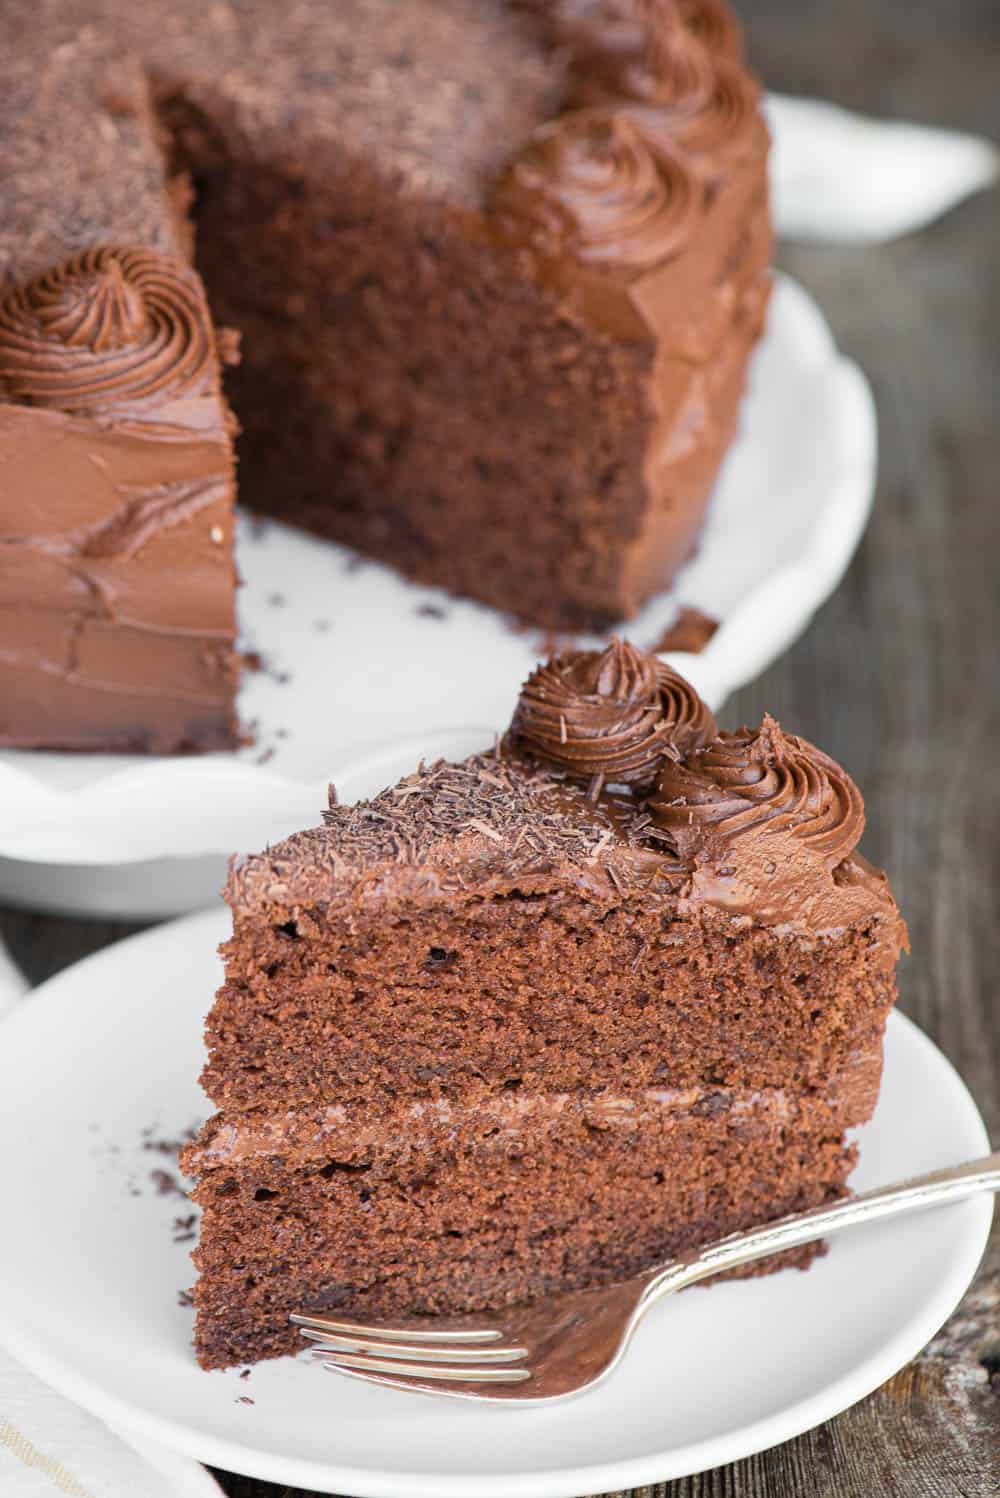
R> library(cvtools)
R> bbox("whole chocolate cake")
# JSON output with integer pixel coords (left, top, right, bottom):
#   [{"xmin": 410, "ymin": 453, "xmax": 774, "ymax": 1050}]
[
  {"xmin": 182, "ymin": 642, "xmax": 906, "ymax": 1370},
  {"xmin": 0, "ymin": 0, "xmax": 770, "ymax": 751}
]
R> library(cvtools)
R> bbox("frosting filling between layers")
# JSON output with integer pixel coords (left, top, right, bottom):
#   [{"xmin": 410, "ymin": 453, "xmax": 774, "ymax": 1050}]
[{"xmin": 186, "ymin": 1049, "xmax": 886, "ymax": 1175}]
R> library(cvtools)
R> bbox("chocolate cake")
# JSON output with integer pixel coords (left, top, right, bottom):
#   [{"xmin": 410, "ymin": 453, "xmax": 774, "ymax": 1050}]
[
  {"xmin": 1, "ymin": 0, "xmax": 770, "ymax": 751},
  {"xmin": 0, "ymin": 33, "xmax": 241, "ymax": 752},
  {"xmin": 182, "ymin": 641, "xmax": 906, "ymax": 1370}
]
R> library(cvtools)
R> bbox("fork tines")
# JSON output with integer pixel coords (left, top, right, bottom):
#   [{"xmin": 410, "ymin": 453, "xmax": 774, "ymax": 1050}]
[{"xmin": 291, "ymin": 1311, "xmax": 531, "ymax": 1386}]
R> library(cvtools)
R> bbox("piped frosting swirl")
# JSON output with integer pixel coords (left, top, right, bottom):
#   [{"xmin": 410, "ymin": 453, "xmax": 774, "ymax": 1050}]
[
  {"xmin": 509, "ymin": 638, "xmax": 717, "ymax": 790},
  {"xmin": 492, "ymin": 107, "xmax": 700, "ymax": 274},
  {"xmin": 0, "ymin": 245, "xmax": 216, "ymax": 414},
  {"xmin": 670, "ymin": 58, "xmax": 764, "ymax": 166},
  {"xmin": 676, "ymin": 0, "xmax": 745, "ymax": 59},
  {"xmin": 568, "ymin": 21, "xmax": 717, "ymax": 120},
  {"xmin": 543, "ymin": 0, "xmax": 647, "ymax": 57},
  {"xmin": 647, "ymin": 713, "xmax": 865, "ymax": 870}
]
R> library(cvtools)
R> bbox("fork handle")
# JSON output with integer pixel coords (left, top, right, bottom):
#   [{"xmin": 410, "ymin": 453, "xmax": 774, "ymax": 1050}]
[{"xmin": 639, "ymin": 1150, "xmax": 1000, "ymax": 1312}]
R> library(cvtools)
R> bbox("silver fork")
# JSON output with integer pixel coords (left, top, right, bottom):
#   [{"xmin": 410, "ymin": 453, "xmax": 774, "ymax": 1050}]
[{"xmin": 292, "ymin": 1151, "xmax": 999, "ymax": 1403}]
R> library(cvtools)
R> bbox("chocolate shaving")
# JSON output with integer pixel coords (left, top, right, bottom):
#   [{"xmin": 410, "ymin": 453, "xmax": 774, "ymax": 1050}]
[
  {"xmin": 463, "ymin": 817, "xmax": 504, "ymax": 844},
  {"xmin": 237, "ymin": 751, "xmax": 683, "ymax": 913}
]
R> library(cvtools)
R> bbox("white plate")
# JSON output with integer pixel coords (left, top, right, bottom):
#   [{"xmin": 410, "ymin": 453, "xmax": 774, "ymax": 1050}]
[
  {"xmin": 0, "ymin": 908, "xmax": 991, "ymax": 1498},
  {"xmin": 0, "ymin": 273, "xmax": 876, "ymax": 866}
]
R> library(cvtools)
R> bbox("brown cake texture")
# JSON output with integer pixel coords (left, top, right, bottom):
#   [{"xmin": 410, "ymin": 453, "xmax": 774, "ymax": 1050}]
[
  {"xmin": 182, "ymin": 641, "xmax": 906, "ymax": 1371},
  {"xmin": 1, "ymin": 0, "xmax": 770, "ymax": 751}
]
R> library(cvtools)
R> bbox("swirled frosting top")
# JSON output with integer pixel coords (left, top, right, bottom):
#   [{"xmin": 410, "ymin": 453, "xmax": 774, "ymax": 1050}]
[
  {"xmin": 488, "ymin": 0, "xmax": 768, "ymax": 340},
  {"xmin": 0, "ymin": 245, "xmax": 218, "ymax": 415},
  {"xmin": 648, "ymin": 714, "xmax": 865, "ymax": 867},
  {"xmin": 509, "ymin": 638, "xmax": 716, "ymax": 790},
  {"xmin": 675, "ymin": 0, "xmax": 744, "ymax": 60},
  {"xmin": 643, "ymin": 711, "xmax": 896, "ymax": 930},
  {"xmin": 568, "ymin": 19, "xmax": 718, "ymax": 119},
  {"xmin": 540, "ymin": 0, "xmax": 742, "ymax": 63},
  {"xmin": 492, "ymin": 106, "xmax": 702, "ymax": 276}
]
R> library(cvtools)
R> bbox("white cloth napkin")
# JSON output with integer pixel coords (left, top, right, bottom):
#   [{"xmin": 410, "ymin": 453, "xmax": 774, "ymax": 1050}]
[
  {"xmin": 0, "ymin": 1354, "xmax": 223, "ymax": 1498},
  {"xmin": 767, "ymin": 92, "xmax": 998, "ymax": 243},
  {"xmin": 0, "ymin": 942, "xmax": 223, "ymax": 1498}
]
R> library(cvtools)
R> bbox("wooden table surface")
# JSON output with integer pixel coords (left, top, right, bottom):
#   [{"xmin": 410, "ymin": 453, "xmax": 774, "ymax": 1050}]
[{"xmin": 2, "ymin": 1, "xmax": 997, "ymax": 1493}]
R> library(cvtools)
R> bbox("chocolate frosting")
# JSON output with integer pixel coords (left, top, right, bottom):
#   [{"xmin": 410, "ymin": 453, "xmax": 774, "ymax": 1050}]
[
  {"xmin": 230, "ymin": 644, "xmax": 904, "ymax": 942},
  {"xmin": 568, "ymin": 20, "xmax": 717, "ymax": 119},
  {"xmin": 670, "ymin": 58, "xmax": 764, "ymax": 167},
  {"xmin": 184, "ymin": 1057, "xmax": 881, "ymax": 1173},
  {"xmin": 542, "ymin": 1, "xmax": 649, "ymax": 58},
  {"xmin": 541, "ymin": 0, "xmax": 743, "ymax": 66},
  {"xmin": 645, "ymin": 713, "xmax": 887, "ymax": 929},
  {"xmin": 0, "ymin": 246, "xmax": 216, "ymax": 415},
  {"xmin": 488, "ymin": 0, "xmax": 771, "ymax": 535},
  {"xmin": 0, "ymin": 238, "xmax": 239, "ymax": 750},
  {"xmin": 534, "ymin": 0, "xmax": 760, "ymax": 180},
  {"xmin": 676, "ymin": 0, "xmax": 744, "ymax": 59},
  {"xmin": 649, "ymin": 714, "xmax": 864, "ymax": 860},
  {"xmin": 493, "ymin": 106, "xmax": 701, "ymax": 275},
  {"xmin": 509, "ymin": 637, "xmax": 717, "ymax": 790}
]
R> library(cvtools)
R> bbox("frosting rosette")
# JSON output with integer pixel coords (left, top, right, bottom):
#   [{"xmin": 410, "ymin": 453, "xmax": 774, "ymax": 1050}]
[
  {"xmin": 0, "ymin": 245, "xmax": 216, "ymax": 414},
  {"xmin": 543, "ymin": 0, "xmax": 647, "ymax": 57},
  {"xmin": 647, "ymin": 713, "xmax": 865, "ymax": 868},
  {"xmin": 569, "ymin": 22, "xmax": 717, "ymax": 120},
  {"xmin": 671, "ymin": 58, "xmax": 764, "ymax": 167},
  {"xmin": 676, "ymin": 0, "xmax": 744, "ymax": 59},
  {"xmin": 510, "ymin": 638, "xmax": 716, "ymax": 790},
  {"xmin": 493, "ymin": 106, "xmax": 700, "ymax": 274}
]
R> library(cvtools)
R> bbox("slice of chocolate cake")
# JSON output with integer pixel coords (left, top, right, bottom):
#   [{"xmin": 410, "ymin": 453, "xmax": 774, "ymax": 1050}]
[
  {"xmin": 182, "ymin": 642, "xmax": 906, "ymax": 1370},
  {"xmin": 2, "ymin": 0, "xmax": 770, "ymax": 751}
]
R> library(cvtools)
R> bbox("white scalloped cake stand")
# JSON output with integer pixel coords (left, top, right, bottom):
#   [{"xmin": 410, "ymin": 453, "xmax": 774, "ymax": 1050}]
[{"xmin": 0, "ymin": 273, "xmax": 876, "ymax": 915}]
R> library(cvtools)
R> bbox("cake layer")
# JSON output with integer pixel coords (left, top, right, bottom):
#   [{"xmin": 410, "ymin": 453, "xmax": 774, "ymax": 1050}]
[
  {"xmin": 206, "ymin": 892, "xmax": 896, "ymax": 1113},
  {"xmin": 210, "ymin": 745, "xmax": 904, "ymax": 1113},
  {"xmin": 183, "ymin": 1080, "xmax": 861, "ymax": 1370},
  {"xmin": 170, "ymin": 109, "xmax": 660, "ymax": 628}
]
